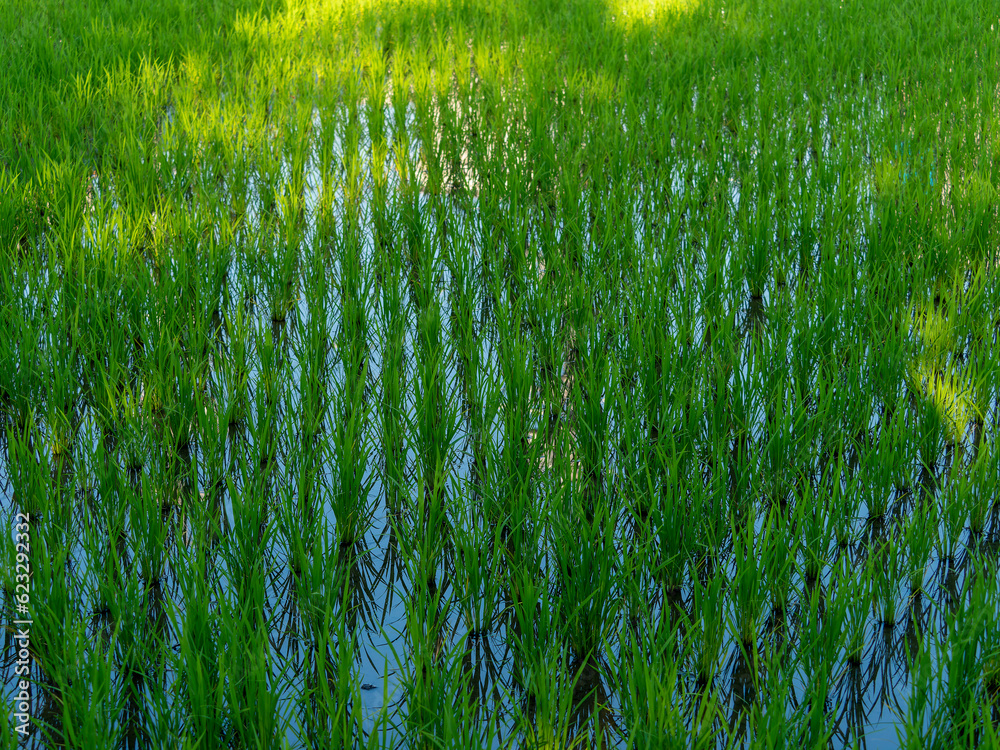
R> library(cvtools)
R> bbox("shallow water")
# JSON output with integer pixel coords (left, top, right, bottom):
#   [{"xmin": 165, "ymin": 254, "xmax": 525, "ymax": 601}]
[{"xmin": 2, "ymin": 86, "xmax": 999, "ymax": 748}]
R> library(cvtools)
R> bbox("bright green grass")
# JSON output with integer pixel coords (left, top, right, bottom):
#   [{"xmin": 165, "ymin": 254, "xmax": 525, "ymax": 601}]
[{"xmin": 1, "ymin": 0, "xmax": 1000, "ymax": 748}]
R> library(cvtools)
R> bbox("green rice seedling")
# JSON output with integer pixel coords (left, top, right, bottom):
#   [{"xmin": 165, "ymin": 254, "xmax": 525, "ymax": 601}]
[
  {"xmin": 727, "ymin": 359, "xmax": 766, "ymax": 514},
  {"xmin": 23, "ymin": 520, "xmax": 77, "ymax": 698},
  {"xmin": 263, "ymin": 233, "xmax": 301, "ymax": 325},
  {"xmin": 745, "ymin": 639, "xmax": 800, "ymax": 750},
  {"xmin": 336, "ymin": 219, "xmax": 374, "ymax": 378},
  {"xmin": 635, "ymin": 322, "xmax": 674, "ymax": 496},
  {"xmin": 277, "ymin": 164, "xmax": 307, "ymax": 254},
  {"xmin": 0, "ymin": 719, "xmax": 15, "ymax": 750},
  {"xmin": 505, "ymin": 535, "xmax": 555, "ymax": 690},
  {"xmin": 897, "ymin": 610, "xmax": 937, "ymax": 750},
  {"xmin": 403, "ymin": 609, "xmax": 504, "ymax": 750},
  {"xmin": 83, "ymin": 472, "xmax": 128, "ymax": 619},
  {"xmin": 463, "ymin": 325, "xmax": 501, "ymax": 497},
  {"xmin": 551, "ymin": 492, "xmax": 620, "ymax": 664},
  {"xmin": 5, "ymin": 413, "xmax": 49, "ymax": 518},
  {"xmin": 248, "ymin": 324, "xmax": 285, "ymax": 470},
  {"xmin": 86, "ymin": 317, "xmax": 135, "ymax": 445},
  {"xmin": 646, "ymin": 454, "xmax": 692, "ymax": 595},
  {"xmin": 692, "ymin": 433, "xmax": 733, "ymax": 566},
  {"xmin": 868, "ymin": 307, "xmax": 910, "ymax": 416},
  {"xmin": 309, "ymin": 579, "xmax": 394, "ymax": 749},
  {"xmin": 567, "ymin": 315, "xmax": 611, "ymax": 518},
  {"xmin": 39, "ymin": 621, "xmax": 121, "ymax": 750},
  {"xmin": 377, "ymin": 278, "xmax": 409, "ymax": 511},
  {"xmin": 761, "ymin": 371, "xmax": 802, "ymax": 511},
  {"xmin": 612, "ymin": 371, "xmax": 650, "ymax": 527},
  {"xmin": 219, "ymin": 608, "xmax": 286, "ymax": 750},
  {"xmin": 839, "ymin": 366, "xmax": 876, "ymax": 463},
  {"xmin": 220, "ymin": 448, "xmax": 273, "ymax": 596},
  {"xmin": 616, "ymin": 530, "xmax": 659, "ymax": 635},
  {"xmin": 172, "ymin": 540, "xmax": 226, "ymax": 749},
  {"xmin": 328, "ymin": 360, "xmax": 375, "ymax": 550},
  {"xmin": 395, "ymin": 443, "xmax": 453, "ymax": 608},
  {"xmin": 874, "ymin": 400, "xmax": 916, "ymax": 511},
  {"xmin": 910, "ymin": 375, "xmax": 948, "ymax": 476},
  {"xmin": 277, "ymin": 456, "xmax": 320, "ymax": 582},
  {"xmin": 137, "ymin": 311, "xmax": 179, "ymax": 422},
  {"xmin": 44, "ymin": 332, "xmax": 80, "ymax": 460},
  {"xmin": 929, "ymin": 574, "xmax": 997, "ymax": 748},
  {"xmin": 795, "ymin": 484, "xmax": 834, "ymax": 588},
  {"xmin": 936, "ymin": 480, "xmax": 968, "ymax": 564},
  {"xmin": 128, "ymin": 472, "xmax": 170, "ymax": 587},
  {"xmin": 0, "ymin": 518, "xmax": 22, "ymax": 607},
  {"xmin": 959, "ymin": 268, "xmax": 997, "ymax": 443},
  {"xmin": 729, "ymin": 513, "xmax": 765, "ymax": 648},
  {"xmin": 964, "ymin": 451, "xmax": 996, "ymax": 537},
  {"xmin": 796, "ymin": 583, "xmax": 840, "ymax": 749},
  {"xmin": 194, "ymin": 390, "xmax": 228, "ymax": 520},
  {"xmin": 981, "ymin": 604, "xmax": 1000, "ymax": 710},
  {"xmin": 412, "ymin": 296, "xmax": 461, "ymax": 519},
  {"xmin": 369, "ymin": 150, "xmax": 399, "ymax": 281},
  {"xmin": 607, "ymin": 616, "xmax": 723, "ymax": 750},
  {"xmin": 827, "ymin": 461, "xmax": 863, "ymax": 551},
  {"xmin": 738, "ymin": 166, "xmax": 775, "ymax": 303},
  {"xmin": 687, "ymin": 568, "xmax": 726, "ymax": 685},
  {"xmin": 789, "ymin": 297, "xmax": 820, "ymax": 412},
  {"xmin": 494, "ymin": 312, "xmax": 542, "ymax": 535},
  {"xmin": 870, "ymin": 534, "xmax": 904, "ymax": 628},
  {"xmin": 760, "ymin": 505, "xmax": 797, "ymax": 622},
  {"xmin": 396, "ymin": 542, "xmax": 454, "ymax": 747},
  {"xmin": 835, "ymin": 556, "xmax": 871, "ymax": 668},
  {"xmin": 507, "ymin": 641, "xmax": 591, "ymax": 750},
  {"xmin": 164, "ymin": 352, "xmax": 206, "ymax": 456},
  {"xmin": 443, "ymin": 219, "xmax": 478, "ymax": 383},
  {"xmin": 903, "ymin": 511, "xmax": 934, "ymax": 598},
  {"xmin": 449, "ymin": 484, "xmax": 504, "ymax": 638},
  {"xmin": 215, "ymin": 478, "xmax": 285, "ymax": 749},
  {"xmin": 104, "ymin": 562, "xmax": 169, "ymax": 748}
]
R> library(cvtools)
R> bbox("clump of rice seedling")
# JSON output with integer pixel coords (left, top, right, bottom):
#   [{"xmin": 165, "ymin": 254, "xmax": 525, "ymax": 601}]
[
  {"xmin": 688, "ymin": 569, "xmax": 726, "ymax": 685},
  {"xmin": 551, "ymin": 490, "xmax": 620, "ymax": 664},
  {"xmin": 729, "ymin": 513, "xmax": 765, "ymax": 648},
  {"xmin": 869, "ymin": 536, "xmax": 904, "ymax": 628},
  {"xmin": 903, "ymin": 511, "xmax": 934, "ymax": 598}
]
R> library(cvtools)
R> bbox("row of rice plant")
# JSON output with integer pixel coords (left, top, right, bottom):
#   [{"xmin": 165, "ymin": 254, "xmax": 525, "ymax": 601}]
[{"xmin": 2, "ymin": 0, "xmax": 1000, "ymax": 747}]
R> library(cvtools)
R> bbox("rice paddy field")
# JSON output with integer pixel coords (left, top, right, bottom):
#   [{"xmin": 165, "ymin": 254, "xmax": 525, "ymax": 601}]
[{"xmin": 2, "ymin": 0, "xmax": 1000, "ymax": 747}]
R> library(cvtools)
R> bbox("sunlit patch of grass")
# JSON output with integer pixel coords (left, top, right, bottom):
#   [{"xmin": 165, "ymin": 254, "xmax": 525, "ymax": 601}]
[
  {"xmin": 605, "ymin": 0, "xmax": 703, "ymax": 30},
  {"xmin": 907, "ymin": 361, "xmax": 976, "ymax": 449},
  {"xmin": 906, "ymin": 292, "xmax": 986, "ymax": 450}
]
